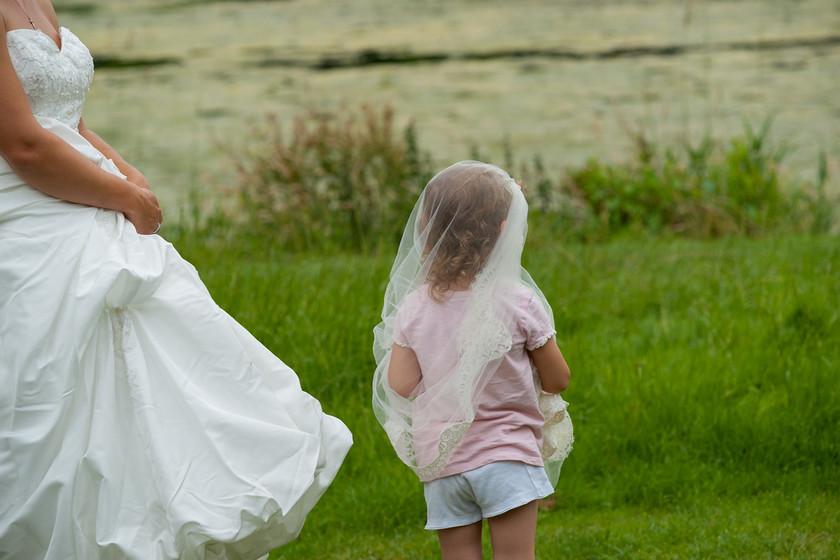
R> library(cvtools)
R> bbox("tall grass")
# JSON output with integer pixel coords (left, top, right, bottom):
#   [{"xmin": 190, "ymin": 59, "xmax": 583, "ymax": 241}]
[
  {"xmin": 183, "ymin": 106, "xmax": 838, "ymax": 252},
  {"xmin": 519, "ymin": 117, "xmax": 834, "ymax": 244},
  {"xmin": 223, "ymin": 105, "xmax": 433, "ymax": 252},
  {"xmin": 166, "ymin": 233, "xmax": 840, "ymax": 559}
]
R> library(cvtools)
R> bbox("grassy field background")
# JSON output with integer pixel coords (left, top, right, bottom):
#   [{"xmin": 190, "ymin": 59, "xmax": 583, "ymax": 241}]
[{"xmin": 167, "ymin": 233, "xmax": 840, "ymax": 559}]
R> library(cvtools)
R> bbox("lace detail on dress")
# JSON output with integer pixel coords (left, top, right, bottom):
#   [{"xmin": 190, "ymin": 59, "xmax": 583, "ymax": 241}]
[
  {"xmin": 527, "ymin": 330, "xmax": 557, "ymax": 351},
  {"xmin": 412, "ymin": 422, "xmax": 469, "ymax": 480},
  {"xmin": 539, "ymin": 391, "xmax": 573, "ymax": 486},
  {"xmin": 111, "ymin": 308, "xmax": 138, "ymax": 386},
  {"xmin": 6, "ymin": 27, "xmax": 94, "ymax": 130}
]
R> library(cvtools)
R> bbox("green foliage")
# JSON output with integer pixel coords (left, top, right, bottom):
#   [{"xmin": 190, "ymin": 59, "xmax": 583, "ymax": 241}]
[
  {"xmin": 808, "ymin": 150, "xmax": 835, "ymax": 235},
  {"xmin": 518, "ymin": 117, "xmax": 828, "ymax": 242},
  {"xmin": 226, "ymin": 104, "xmax": 434, "ymax": 252},
  {"xmin": 169, "ymin": 233, "xmax": 840, "ymax": 559},
  {"xmin": 196, "ymin": 109, "xmax": 835, "ymax": 252}
]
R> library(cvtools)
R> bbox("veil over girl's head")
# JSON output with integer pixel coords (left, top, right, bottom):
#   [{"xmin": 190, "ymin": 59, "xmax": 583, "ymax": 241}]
[
  {"xmin": 420, "ymin": 162, "xmax": 514, "ymax": 300},
  {"xmin": 372, "ymin": 161, "xmax": 572, "ymax": 484}
]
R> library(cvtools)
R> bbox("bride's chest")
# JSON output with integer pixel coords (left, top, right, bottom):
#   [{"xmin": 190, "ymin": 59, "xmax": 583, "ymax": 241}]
[{"xmin": 6, "ymin": 28, "xmax": 94, "ymax": 108}]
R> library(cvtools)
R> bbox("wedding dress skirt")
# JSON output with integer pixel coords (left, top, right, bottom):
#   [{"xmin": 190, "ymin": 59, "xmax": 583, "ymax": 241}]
[
  {"xmin": 1, "ymin": 28, "xmax": 352, "ymax": 557},
  {"xmin": 0, "ymin": 116, "xmax": 352, "ymax": 559}
]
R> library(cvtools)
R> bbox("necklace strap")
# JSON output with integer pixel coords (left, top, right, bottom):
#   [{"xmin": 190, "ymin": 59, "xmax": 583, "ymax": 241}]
[{"xmin": 13, "ymin": 0, "xmax": 37, "ymax": 29}]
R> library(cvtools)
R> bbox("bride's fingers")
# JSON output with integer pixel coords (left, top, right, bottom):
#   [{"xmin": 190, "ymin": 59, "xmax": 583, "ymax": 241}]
[
  {"xmin": 125, "ymin": 186, "xmax": 163, "ymax": 234},
  {"xmin": 130, "ymin": 216, "xmax": 159, "ymax": 235},
  {"xmin": 142, "ymin": 189, "xmax": 161, "ymax": 233},
  {"xmin": 147, "ymin": 207, "xmax": 162, "ymax": 234}
]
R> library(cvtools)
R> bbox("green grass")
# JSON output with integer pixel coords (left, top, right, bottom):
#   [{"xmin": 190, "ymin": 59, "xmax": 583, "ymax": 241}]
[{"xmin": 166, "ymin": 233, "xmax": 839, "ymax": 558}]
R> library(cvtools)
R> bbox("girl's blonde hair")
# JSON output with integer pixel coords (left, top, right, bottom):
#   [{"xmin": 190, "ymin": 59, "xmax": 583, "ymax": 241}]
[{"xmin": 419, "ymin": 164, "xmax": 513, "ymax": 300}]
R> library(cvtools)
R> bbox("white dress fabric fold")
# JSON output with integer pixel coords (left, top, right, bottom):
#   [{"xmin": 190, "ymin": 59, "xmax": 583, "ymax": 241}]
[{"xmin": 1, "ymin": 27, "xmax": 352, "ymax": 559}]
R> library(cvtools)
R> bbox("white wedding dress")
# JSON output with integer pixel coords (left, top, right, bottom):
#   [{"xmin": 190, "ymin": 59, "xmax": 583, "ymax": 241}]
[{"xmin": 1, "ymin": 27, "xmax": 352, "ymax": 559}]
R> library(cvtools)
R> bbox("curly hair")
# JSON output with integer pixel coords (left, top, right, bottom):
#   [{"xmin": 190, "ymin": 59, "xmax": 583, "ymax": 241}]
[{"xmin": 419, "ymin": 163, "xmax": 513, "ymax": 301}]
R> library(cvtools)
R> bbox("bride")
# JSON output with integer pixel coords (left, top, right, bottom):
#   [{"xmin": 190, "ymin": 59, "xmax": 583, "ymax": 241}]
[{"xmin": 0, "ymin": 1, "xmax": 353, "ymax": 558}]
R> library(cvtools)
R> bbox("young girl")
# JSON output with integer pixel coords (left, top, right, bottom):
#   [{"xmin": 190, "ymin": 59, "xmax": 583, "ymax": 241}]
[{"xmin": 372, "ymin": 161, "xmax": 573, "ymax": 559}]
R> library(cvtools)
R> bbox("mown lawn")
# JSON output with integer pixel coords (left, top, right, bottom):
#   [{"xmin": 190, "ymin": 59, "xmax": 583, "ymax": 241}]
[{"xmin": 169, "ymin": 233, "xmax": 839, "ymax": 559}]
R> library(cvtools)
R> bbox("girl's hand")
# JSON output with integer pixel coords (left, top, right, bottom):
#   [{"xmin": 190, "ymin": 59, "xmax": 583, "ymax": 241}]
[{"xmin": 122, "ymin": 183, "xmax": 162, "ymax": 234}]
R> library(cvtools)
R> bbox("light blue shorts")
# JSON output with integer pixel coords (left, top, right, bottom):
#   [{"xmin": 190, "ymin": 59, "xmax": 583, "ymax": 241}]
[{"xmin": 423, "ymin": 461, "xmax": 553, "ymax": 530}]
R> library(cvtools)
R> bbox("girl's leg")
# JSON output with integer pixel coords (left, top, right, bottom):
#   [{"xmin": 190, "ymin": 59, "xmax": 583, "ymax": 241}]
[
  {"xmin": 437, "ymin": 521, "xmax": 483, "ymax": 560},
  {"xmin": 486, "ymin": 500, "xmax": 539, "ymax": 560}
]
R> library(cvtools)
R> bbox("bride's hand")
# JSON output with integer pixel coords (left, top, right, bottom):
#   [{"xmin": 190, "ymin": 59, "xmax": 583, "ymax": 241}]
[{"xmin": 122, "ymin": 182, "xmax": 162, "ymax": 235}]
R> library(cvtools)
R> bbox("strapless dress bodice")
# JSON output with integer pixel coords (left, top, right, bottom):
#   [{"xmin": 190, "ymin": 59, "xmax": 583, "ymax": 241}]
[{"xmin": 6, "ymin": 27, "xmax": 93, "ymax": 131}]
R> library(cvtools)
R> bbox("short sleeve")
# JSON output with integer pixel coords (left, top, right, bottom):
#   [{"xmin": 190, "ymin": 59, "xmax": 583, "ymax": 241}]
[
  {"xmin": 392, "ymin": 295, "xmax": 415, "ymax": 348},
  {"xmin": 521, "ymin": 292, "xmax": 556, "ymax": 351}
]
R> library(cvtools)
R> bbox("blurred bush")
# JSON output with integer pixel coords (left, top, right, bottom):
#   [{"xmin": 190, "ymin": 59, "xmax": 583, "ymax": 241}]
[
  {"xmin": 222, "ymin": 104, "xmax": 433, "ymax": 252},
  {"xmin": 519, "ymin": 117, "xmax": 835, "ymax": 243},
  {"xmin": 178, "ymin": 107, "xmax": 836, "ymax": 252}
]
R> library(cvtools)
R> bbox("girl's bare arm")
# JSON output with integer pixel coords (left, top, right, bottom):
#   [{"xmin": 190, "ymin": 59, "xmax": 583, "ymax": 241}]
[
  {"xmin": 529, "ymin": 337, "xmax": 570, "ymax": 393},
  {"xmin": 388, "ymin": 344, "xmax": 422, "ymax": 398}
]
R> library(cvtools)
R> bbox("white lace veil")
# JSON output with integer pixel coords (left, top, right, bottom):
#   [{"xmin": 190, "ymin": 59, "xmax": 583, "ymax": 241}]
[{"xmin": 372, "ymin": 161, "xmax": 573, "ymax": 485}]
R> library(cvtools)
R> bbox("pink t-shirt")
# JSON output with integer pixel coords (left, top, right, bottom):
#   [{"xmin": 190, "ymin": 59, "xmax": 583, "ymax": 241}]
[{"xmin": 394, "ymin": 285, "xmax": 555, "ymax": 481}]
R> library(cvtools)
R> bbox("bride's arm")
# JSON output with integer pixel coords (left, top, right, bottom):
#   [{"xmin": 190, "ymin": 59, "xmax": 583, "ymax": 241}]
[
  {"xmin": 78, "ymin": 118, "xmax": 151, "ymax": 191},
  {"xmin": 0, "ymin": 19, "xmax": 161, "ymax": 233},
  {"xmin": 35, "ymin": 0, "xmax": 150, "ymax": 192}
]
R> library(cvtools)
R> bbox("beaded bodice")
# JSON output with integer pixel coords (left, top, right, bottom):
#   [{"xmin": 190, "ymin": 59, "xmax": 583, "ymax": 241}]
[{"xmin": 6, "ymin": 27, "xmax": 93, "ymax": 131}]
